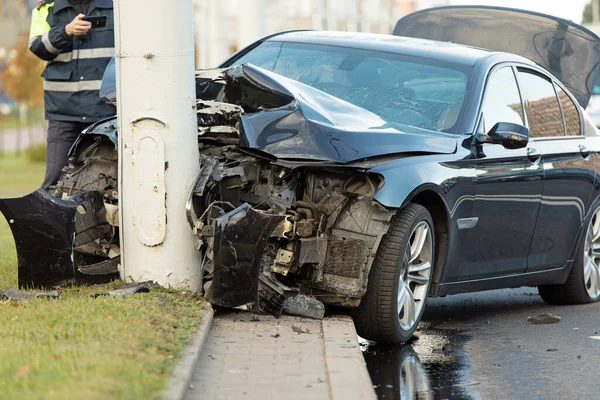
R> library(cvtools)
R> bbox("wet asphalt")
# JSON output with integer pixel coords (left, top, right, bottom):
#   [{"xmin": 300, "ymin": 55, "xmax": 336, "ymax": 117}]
[{"xmin": 362, "ymin": 288, "xmax": 600, "ymax": 399}]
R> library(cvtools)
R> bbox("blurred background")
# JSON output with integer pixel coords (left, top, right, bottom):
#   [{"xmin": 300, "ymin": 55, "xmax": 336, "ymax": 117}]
[{"xmin": 0, "ymin": 0, "xmax": 595, "ymax": 158}]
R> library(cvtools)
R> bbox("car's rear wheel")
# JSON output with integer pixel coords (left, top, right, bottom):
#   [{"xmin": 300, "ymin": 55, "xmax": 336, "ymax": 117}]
[
  {"xmin": 354, "ymin": 203, "xmax": 434, "ymax": 344},
  {"xmin": 539, "ymin": 204, "xmax": 600, "ymax": 304}
]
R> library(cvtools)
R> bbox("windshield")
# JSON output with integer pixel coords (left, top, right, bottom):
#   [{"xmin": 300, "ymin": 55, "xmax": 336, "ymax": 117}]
[
  {"xmin": 594, "ymin": 70, "xmax": 600, "ymax": 95},
  {"xmin": 227, "ymin": 41, "xmax": 472, "ymax": 133}
]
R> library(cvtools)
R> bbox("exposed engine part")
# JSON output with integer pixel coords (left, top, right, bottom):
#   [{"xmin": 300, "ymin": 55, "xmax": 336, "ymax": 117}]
[
  {"xmin": 54, "ymin": 139, "xmax": 118, "ymax": 200},
  {"xmin": 191, "ymin": 134, "xmax": 393, "ymax": 314},
  {"xmin": 105, "ymin": 203, "xmax": 119, "ymax": 227},
  {"xmin": 40, "ymin": 98, "xmax": 393, "ymax": 317},
  {"xmin": 197, "ymin": 100, "xmax": 243, "ymax": 127},
  {"xmin": 272, "ymin": 248, "xmax": 294, "ymax": 276}
]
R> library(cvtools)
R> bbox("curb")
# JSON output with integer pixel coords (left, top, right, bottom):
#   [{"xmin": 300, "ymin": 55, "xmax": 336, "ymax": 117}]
[
  {"xmin": 163, "ymin": 304, "xmax": 214, "ymax": 400},
  {"xmin": 322, "ymin": 316, "xmax": 377, "ymax": 400}
]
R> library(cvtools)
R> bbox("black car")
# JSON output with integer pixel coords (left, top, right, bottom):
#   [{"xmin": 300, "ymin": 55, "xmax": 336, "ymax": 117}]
[{"xmin": 3, "ymin": 6, "xmax": 600, "ymax": 344}]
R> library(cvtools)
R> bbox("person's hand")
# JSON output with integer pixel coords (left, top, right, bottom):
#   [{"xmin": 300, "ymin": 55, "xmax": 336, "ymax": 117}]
[{"xmin": 65, "ymin": 14, "xmax": 92, "ymax": 36}]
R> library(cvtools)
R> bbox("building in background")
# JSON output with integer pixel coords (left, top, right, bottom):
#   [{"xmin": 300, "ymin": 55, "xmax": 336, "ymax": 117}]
[
  {"xmin": 194, "ymin": 0, "xmax": 449, "ymax": 68},
  {"xmin": 1, "ymin": 0, "xmax": 450, "ymax": 70}
]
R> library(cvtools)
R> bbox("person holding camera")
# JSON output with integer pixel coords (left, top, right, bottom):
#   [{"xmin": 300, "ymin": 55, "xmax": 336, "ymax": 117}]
[{"xmin": 29, "ymin": 0, "xmax": 115, "ymax": 189}]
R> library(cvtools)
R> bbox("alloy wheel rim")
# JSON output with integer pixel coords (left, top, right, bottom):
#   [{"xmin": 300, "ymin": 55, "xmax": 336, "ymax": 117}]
[
  {"xmin": 398, "ymin": 221, "xmax": 433, "ymax": 331},
  {"xmin": 584, "ymin": 209, "xmax": 600, "ymax": 300}
]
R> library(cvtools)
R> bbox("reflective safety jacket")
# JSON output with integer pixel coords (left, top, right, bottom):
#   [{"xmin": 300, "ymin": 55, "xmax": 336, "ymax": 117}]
[{"xmin": 29, "ymin": 0, "xmax": 116, "ymax": 122}]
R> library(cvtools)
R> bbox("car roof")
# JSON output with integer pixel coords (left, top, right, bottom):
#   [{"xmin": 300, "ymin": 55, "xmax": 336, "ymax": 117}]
[{"xmin": 264, "ymin": 30, "xmax": 520, "ymax": 67}]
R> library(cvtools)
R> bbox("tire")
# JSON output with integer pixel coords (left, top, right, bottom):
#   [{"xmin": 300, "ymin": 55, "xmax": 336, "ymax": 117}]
[
  {"xmin": 354, "ymin": 203, "xmax": 435, "ymax": 344},
  {"xmin": 539, "ymin": 204, "xmax": 600, "ymax": 305}
]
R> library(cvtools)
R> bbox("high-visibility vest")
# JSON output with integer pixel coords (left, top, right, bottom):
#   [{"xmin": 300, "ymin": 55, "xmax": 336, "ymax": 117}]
[{"xmin": 29, "ymin": 0, "xmax": 116, "ymax": 122}]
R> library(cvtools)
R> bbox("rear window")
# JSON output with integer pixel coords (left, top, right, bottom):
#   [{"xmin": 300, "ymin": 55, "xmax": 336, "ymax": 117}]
[{"xmin": 228, "ymin": 41, "xmax": 472, "ymax": 133}]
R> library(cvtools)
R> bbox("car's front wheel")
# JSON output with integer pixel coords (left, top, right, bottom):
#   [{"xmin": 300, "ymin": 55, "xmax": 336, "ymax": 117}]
[
  {"xmin": 539, "ymin": 203, "xmax": 600, "ymax": 305},
  {"xmin": 354, "ymin": 203, "xmax": 434, "ymax": 344}
]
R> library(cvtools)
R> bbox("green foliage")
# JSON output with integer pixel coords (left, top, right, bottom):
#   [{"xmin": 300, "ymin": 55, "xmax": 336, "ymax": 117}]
[
  {"xmin": 582, "ymin": 0, "xmax": 600, "ymax": 24},
  {"xmin": 0, "ymin": 33, "xmax": 45, "ymax": 108},
  {"xmin": 24, "ymin": 144, "xmax": 46, "ymax": 164}
]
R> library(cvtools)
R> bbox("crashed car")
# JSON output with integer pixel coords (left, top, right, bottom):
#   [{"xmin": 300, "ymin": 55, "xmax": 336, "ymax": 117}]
[{"xmin": 3, "ymin": 6, "xmax": 600, "ymax": 344}]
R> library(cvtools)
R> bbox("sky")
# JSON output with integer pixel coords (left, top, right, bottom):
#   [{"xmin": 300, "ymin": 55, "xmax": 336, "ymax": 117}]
[{"xmin": 449, "ymin": 0, "xmax": 590, "ymax": 24}]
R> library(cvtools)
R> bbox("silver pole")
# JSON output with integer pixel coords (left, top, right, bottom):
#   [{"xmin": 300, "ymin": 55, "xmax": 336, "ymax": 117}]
[{"xmin": 114, "ymin": 0, "xmax": 201, "ymax": 289}]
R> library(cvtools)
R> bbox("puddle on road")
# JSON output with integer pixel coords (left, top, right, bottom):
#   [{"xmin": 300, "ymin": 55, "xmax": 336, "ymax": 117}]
[{"xmin": 361, "ymin": 327, "xmax": 479, "ymax": 400}]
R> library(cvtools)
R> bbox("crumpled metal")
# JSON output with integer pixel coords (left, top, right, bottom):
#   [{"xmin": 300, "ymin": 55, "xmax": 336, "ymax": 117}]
[
  {"xmin": 0, "ymin": 288, "xmax": 61, "ymax": 300},
  {"xmin": 92, "ymin": 281, "xmax": 159, "ymax": 298}
]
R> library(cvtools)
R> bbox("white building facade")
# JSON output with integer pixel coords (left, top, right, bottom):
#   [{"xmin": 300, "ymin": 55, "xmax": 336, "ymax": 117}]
[{"xmin": 193, "ymin": 0, "xmax": 449, "ymax": 68}]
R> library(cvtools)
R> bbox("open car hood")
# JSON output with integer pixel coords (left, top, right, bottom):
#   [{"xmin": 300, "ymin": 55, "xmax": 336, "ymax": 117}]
[{"xmin": 393, "ymin": 6, "xmax": 600, "ymax": 108}]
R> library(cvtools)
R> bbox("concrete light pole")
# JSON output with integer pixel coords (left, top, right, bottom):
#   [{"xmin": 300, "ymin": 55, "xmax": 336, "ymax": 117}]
[{"xmin": 113, "ymin": 1, "xmax": 201, "ymax": 289}]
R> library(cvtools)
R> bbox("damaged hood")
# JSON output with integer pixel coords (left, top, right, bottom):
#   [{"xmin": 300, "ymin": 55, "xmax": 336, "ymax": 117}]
[
  {"xmin": 197, "ymin": 64, "xmax": 457, "ymax": 164},
  {"xmin": 393, "ymin": 6, "xmax": 600, "ymax": 108}
]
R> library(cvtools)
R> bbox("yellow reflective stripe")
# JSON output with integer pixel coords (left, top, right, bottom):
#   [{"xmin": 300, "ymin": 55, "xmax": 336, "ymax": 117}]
[
  {"xmin": 54, "ymin": 47, "xmax": 115, "ymax": 63},
  {"xmin": 44, "ymin": 80, "xmax": 103, "ymax": 92},
  {"xmin": 42, "ymin": 30, "xmax": 59, "ymax": 54},
  {"xmin": 29, "ymin": 3, "xmax": 53, "ymax": 41}
]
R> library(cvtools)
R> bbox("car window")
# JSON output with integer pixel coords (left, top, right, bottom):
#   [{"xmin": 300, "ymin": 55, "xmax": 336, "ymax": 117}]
[
  {"xmin": 480, "ymin": 66, "xmax": 524, "ymax": 133},
  {"xmin": 556, "ymin": 86, "xmax": 581, "ymax": 136},
  {"xmin": 517, "ymin": 69, "xmax": 565, "ymax": 138},
  {"xmin": 229, "ymin": 41, "xmax": 472, "ymax": 134},
  {"xmin": 229, "ymin": 42, "xmax": 283, "ymax": 71}
]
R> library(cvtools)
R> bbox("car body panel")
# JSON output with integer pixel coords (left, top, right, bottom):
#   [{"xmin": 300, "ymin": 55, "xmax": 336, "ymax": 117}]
[
  {"xmin": 3, "ymin": 21, "xmax": 600, "ymax": 313},
  {"xmin": 526, "ymin": 137, "xmax": 596, "ymax": 272},
  {"xmin": 393, "ymin": 6, "xmax": 600, "ymax": 108},
  {"xmin": 226, "ymin": 65, "xmax": 459, "ymax": 163}
]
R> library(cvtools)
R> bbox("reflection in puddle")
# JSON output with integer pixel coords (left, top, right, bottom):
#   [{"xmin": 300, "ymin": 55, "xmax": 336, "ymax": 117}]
[{"xmin": 361, "ymin": 328, "xmax": 479, "ymax": 399}]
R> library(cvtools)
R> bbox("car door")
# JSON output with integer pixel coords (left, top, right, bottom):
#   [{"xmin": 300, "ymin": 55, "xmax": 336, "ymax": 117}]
[
  {"xmin": 463, "ymin": 65, "xmax": 544, "ymax": 280},
  {"xmin": 519, "ymin": 68, "xmax": 597, "ymax": 272}
]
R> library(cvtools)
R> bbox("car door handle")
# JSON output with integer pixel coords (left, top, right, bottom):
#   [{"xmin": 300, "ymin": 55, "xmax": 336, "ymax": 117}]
[
  {"xmin": 579, "ymin": 144, "xmax": 591, "ymax": 158},
  {"xmin": 527, "ymin": 148, "xmax": 541, "ymax": 163}
]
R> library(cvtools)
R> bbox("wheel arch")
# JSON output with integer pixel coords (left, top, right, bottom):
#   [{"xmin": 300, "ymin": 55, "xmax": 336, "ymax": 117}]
[{"xmin": 399, "ymin": 185, "xmax": 450, "ymax": 297}]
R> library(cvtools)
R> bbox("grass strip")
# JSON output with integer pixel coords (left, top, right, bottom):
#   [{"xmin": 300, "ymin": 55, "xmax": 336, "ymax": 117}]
[{"xmin": 0, "ymin": 154, "xmax": 204, "ymax": 400}]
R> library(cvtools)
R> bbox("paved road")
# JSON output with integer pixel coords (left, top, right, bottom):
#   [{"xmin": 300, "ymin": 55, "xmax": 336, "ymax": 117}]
[{"xmin": 364, "ymin": 288, "xmax": 600, "ymax": 399}]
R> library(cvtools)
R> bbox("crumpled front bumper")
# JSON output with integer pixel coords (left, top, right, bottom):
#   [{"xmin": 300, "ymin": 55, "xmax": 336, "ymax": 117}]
[
  {"xmin": 204, "ymin": 203, "xmax": 284, "ymax": 308},
  {"xmin": 0, "ymin": 189, "xmax": 114, "ymax": 288}
]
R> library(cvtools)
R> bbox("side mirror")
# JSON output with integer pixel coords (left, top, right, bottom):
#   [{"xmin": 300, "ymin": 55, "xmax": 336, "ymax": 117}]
[{"xmin": 477, "ymin": 122, "xmax": 529, "ymax": 150}]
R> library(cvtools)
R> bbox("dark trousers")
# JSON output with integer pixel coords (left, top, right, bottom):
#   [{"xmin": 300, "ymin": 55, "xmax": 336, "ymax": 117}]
[{"xmin": 42, "ymin": 120, "xmax": 91, "ymax": 190}]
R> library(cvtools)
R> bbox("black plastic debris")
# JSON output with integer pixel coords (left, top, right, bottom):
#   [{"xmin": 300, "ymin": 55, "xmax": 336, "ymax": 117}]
[
  {"xmin": 78, "ymin": 256, "xmax": 120, "ymax": 276},
  {"xmin": 0, "ymin": 288, "xmax": 60, "ymax": 300},
  {"xmin": 93, "ymin": 281, "xmax": 159, "ymax": 298}
]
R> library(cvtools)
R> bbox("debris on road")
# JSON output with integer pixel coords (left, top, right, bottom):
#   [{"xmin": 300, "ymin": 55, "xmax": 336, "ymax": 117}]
[
  {"xmin": 0, "ymin": 288, "xmax": 60, "ymax": 300},
  {"xmin": 292, "ymin": 325, "xmax": 311, "ymax": 335},
  {"xmin": 282, "ymin": 294, "xmax": 325, "ymax": 320},
  {"xmin": 92, "ymin": 281, "xmax": 159, "ymax": 297},
  {"xmin": 527, "ymin": 313, "xmax": 561, "ymax": 324}
]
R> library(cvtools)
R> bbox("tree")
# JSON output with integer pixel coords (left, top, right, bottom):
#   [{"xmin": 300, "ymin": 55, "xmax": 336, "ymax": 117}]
[
  {"xmin": 582, "ymin": 0, "xmax": 600, "ymax": 24},
  {"xmin": 0, "ymin": 32, "xmax": 45, "ymax": 154},
  {"xmin": 0, "ymin": 32, "xmax": 44, "ymax": 109}
]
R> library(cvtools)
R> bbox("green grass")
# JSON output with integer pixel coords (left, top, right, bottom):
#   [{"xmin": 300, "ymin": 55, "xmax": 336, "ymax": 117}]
[{"xmin": 0, "ymin": 154, "xmax": 204, "ymax": 400}]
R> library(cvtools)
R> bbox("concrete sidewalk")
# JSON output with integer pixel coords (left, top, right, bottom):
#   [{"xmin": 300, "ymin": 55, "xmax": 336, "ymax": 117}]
[{"xmin": 184, "ymin": 311, "xmax": 375, "ymax": 400}]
